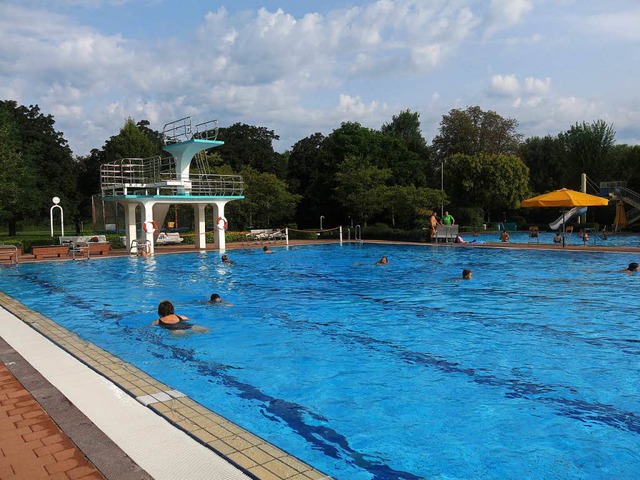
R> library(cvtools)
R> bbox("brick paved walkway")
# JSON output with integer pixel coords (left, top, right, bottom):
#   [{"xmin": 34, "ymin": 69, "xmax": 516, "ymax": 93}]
[{"xmin": 0, "ymin": 363, "xmax": 104, "ymax": 479}]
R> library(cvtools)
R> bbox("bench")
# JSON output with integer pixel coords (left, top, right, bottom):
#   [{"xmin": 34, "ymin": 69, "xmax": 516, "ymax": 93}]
[
  {"xmin": 59, "ymin": 235, "xmax": 107, "ymax": 245},
  {"xmin": 245, "ymin": 229, "xmax": 285, "ymax": 242},
  {"xmin": 32, "ymin": 245, "xmax": 69, "ymax": 260},
  {"xmin": 0, "ymin": 245, "xmax": 20, "ymax": 263},
  {"xmin": 88, "ymin": 242, "xmax": 112, "ymax": 256},
  {"xmin": 435, "ymin": 225, "xmax": 459, "ymax": 243}
]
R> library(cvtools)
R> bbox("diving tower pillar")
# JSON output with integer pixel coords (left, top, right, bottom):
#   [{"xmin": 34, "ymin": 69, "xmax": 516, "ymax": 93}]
[{"xmin": 163, "ymin": 139, "xmax": 223, "ymax": 195}]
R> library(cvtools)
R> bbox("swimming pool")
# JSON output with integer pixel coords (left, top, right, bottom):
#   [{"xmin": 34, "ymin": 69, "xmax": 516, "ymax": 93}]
[
  {"xmin": 1, "ymin": 244, "xmax": 639, "ymax": 479},
  {"xmin": 474, "ymin": 230, "xmax": 640, "ymax": 247}
]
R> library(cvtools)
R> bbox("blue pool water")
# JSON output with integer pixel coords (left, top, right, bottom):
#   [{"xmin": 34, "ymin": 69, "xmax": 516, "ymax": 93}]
[
  {"xmin": 473, "ymin": 230, "xmax": 640, "ymax": 247},
  {"xmin": 1, "ymin": 244, "xmax": 640, "ymax": 479}
]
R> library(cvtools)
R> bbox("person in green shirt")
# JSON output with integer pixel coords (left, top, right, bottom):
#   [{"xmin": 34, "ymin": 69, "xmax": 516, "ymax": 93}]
[{"xmin": 442, "ymin": 211, "xmax": 455, "ymax": 226}]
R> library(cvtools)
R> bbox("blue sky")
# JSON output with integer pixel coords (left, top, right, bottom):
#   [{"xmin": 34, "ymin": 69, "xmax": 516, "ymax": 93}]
[{"xmin": 1, "ymin": 0, "xmax": 639, "ymax": 156}]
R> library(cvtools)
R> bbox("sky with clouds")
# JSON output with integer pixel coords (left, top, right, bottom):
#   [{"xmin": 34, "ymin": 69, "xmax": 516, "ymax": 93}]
[{"xmin": 1, "ymin": 0, "xmax": 639, "ymax": 157}]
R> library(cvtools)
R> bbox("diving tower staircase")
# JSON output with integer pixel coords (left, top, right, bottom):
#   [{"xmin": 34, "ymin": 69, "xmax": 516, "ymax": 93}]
[
  {"xmin": 99, "ymin": 117, "xmax": 244, "ymax": 254},
  {"xmin": 600, "ymin": 181, "xmax": 640, "ymax": 226}
]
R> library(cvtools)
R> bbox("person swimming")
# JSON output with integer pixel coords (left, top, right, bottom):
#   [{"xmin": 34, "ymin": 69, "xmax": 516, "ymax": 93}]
[
  {"xmin": 462, "ymin": 269, "xmax": 472, "ymax": 280},
  {"xmin": 153, "ymin": 300, "xmax": 192, "ymax": 330},
  {"xmin": 151, "ymin": 300, "xmax": 208, "ymax": 333},
  {"xmin": 622, "ymin": 262, "xmax": 639, "ymax": 273},
  {"xmin": 375, "ymin": 256, "xmax": 389, "ymax": 265},
  {"xmin": 263, "ymin": 246, "xmax": 274, "ymax": 254}
]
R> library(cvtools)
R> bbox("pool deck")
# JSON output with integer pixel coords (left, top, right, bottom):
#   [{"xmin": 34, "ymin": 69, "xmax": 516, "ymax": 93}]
[{"xmin": 2, "ymin": 236, "xmax": 640, "ymax": 479}]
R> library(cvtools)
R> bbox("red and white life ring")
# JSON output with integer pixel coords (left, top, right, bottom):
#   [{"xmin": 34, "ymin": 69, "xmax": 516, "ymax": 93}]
[
  {"xmin": 217, "ymin": 216, "xmax": 228, "ymax": 230},
  {"xmin": 143, "ymin": 220, "xmax": 157, "ymax": 233}
]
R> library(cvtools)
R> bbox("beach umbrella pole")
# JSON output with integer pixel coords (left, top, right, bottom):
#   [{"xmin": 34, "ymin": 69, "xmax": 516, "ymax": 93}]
[{"xmin": 562, "ymin": 208, "xmax": 566, "ymax": 247}]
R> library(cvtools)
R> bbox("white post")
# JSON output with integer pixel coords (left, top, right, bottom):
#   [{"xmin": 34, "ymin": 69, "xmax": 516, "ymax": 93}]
[
  {"xmin": 320, "ymin": 215, "xmax": 324, "ymax": 230},
  {"xmin": 339, "ymin": 226, "xmax": 343, "ymax": 244},
  {"xmin": 195, "ymin": 204, "xmax": 207, "ymax": 250},
  {"xmin": 285, "ymin": 228, "xmax": 289, "ymax": 245},
  {"xmin": 124, "ymin": 203, "xmax": 138, "ymax": 254},
  {"xmin": 441, "ymin": 161, "xmax": 444, "ymax": 218},
  {"xmin": 580, "ymin": 173, "xmax": 587, "ymax": 224},
  {"xmin": 50, "ymin": 197, "xmax": 64, "ymax": 237},
  {"xmin": 142, "ymin": 203, "xmax": 156, "ymax": 254}
]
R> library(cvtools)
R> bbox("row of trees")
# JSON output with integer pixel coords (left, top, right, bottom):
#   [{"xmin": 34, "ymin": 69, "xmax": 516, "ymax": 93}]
[{"xmin": 2, "ymin": 99, "xmax": 640, "ymax": 235}]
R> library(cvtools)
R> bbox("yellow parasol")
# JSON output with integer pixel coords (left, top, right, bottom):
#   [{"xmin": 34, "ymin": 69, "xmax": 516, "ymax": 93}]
[
  {"xmin": 613, "ymin": 201, "xmax": 628, "ymax": 229},
  {"xmin": 521, "ymin": 188, "xmax": 609, "ymax": 246}
]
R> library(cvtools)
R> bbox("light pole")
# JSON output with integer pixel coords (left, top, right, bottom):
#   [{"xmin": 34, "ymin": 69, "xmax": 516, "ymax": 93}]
[
  {"xmin": 440, "ymin": 160, "xmax": 444, "ymax": 218},
  {"xmin": 320, "ymin": 215, "xmax": 325, "ymax": 230}
]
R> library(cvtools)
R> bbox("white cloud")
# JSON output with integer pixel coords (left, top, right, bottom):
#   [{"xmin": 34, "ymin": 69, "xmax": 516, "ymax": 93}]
[
  {"xmin": 490, "ymin": 74, "xmax": 520, "ymax": 96},
  {"xmin": 489, "ymin": 74, "xmax": 551, "ymax": 99},
  {"xmin": 484, "ymin": 0, "xmax": 533, "ymax": 38},
  {"xmin": 1, "ymin": 0, "xmax": 639, "ymax": 156},
  {"xmin": 583, "ymin": 8, "xmax": 640, "ymax": 41},
  {"xmin": 524, "ymin": 76, "xmax": 551, "ymax": 95}
]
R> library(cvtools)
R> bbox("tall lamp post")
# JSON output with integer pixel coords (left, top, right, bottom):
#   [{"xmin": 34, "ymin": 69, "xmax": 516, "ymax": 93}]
[
  {"xmin": 320, "ymin": 215, "xmax": 325, "ymax": 230},
  {"xmin": 440, "ymin": 160, "xmax": 444, "ymax": 218},
  {"xmin": 50, "ymin": 196, "xmax": 64, "ymax": 237}
]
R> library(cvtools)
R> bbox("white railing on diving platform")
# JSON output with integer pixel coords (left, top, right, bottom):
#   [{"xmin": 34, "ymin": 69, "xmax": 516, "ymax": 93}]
[{"xmin": 100, "ymin": 156, "xmax": 243, "ymax": 197}]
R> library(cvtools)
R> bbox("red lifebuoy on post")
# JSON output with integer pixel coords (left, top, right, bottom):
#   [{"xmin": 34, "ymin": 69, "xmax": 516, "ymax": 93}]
[
  {"xmin": 217, "ymin": 216, "xmax": 228, "ymax": 230},
  {"xmin": 143, "ymin": 220, "xmax": 158, "ymax": 233}
]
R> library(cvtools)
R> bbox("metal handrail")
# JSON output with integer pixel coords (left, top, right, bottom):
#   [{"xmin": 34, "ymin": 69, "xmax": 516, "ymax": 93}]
[
  {"xmin": 618, "ymin": 187, "xmax": 640, "ymax": 210},
  {"xmin": 193, "ymin": 120, "xmax": 219, "ymax": 141},
  {"xmin": 162, "ymin": 117, "xmax": 192, "ymax": 144},
  {"xmin": 100, "ymin": 157, "xmax": 243, "ymax": 197}
]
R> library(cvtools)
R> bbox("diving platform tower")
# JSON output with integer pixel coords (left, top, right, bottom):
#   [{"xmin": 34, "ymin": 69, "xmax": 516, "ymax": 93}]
[{"xmin": 100, "ymin": 117, "xmax": 244, "ymax": 254}]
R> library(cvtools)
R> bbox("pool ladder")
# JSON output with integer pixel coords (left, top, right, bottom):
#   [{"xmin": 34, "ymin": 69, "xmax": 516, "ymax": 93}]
[
  {"xmin": 130, "ymin": 239, "xmax": 151, "ymax": 256},
  {"xmin": 69, "ymin": 242, "xmax": 90, "ymax": 260},
  {"xmin": 354, "ymin": 225, "xmax": 362, "ymax": 244}
]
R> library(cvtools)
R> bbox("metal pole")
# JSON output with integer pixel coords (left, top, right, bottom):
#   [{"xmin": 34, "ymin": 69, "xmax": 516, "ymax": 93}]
[
  {"xmin": 441, "ymin": 161, "xmax": 444, "ymax": 218},
  {"xmin": 320, "ymin": 215, "xmax": 324, "ymax": 230}
]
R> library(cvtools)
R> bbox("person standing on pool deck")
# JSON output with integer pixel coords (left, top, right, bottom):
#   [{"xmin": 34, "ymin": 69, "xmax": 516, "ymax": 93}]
[
  {"xmin": 429, "ymin": 211, "xmax": 442, "ymax": 241},
  {"xmin": 442, "ymin": 211, "xmax": 455, "ymax": 226}
]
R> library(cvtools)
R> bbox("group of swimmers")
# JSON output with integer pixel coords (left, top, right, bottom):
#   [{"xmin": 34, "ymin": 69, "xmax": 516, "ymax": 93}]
[
  {"xmin": 375, "ymin": 255, "xmax": 472, "ymax": 280},
  {"xmin": 153, "ymin": 246, "xmax": 279, "ymax": 333}
]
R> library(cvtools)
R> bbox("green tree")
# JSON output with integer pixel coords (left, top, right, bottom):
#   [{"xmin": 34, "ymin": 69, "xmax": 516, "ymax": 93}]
[
  {"xmin": 101, "ymin": 118, "xmax": 161, "ymax": 164},
  {"xmin": 217, "ymin": 123, "xmax": 286, "ymax": 178},
  {"xmin": 432, "ymin": 106, "xmax": 523, "ymax": 160},
  {"xmin": 446, "ymin": 153, "xmax": 530, "ymax": 221},
  {"xmin": 381, "ymin": 109, "xmax": 429, "ymax": 154},
  {"xmin": 518, "ymin": 135, "xmax": 567, "ymax": 194},
  {"xmin": 0, "ymin": 101, "xmax": 78, "ymax": 232},
  {"xmin": 0, "ymin": 105, "xmax": 39, "ymax": 235},
  {"xmin": 287, "ymin": 133, "xmax": 331, "ymax": 226},
  {"xmin": 335, "ymin": 156, "xmax": 392, "ymax": 225},
  {"xmin": 383, "ymin": 185, "xmax": 446, "ymax": 229},
  {"xmin": 380, "ymin": 110, "xmax": 432, "ymax": 187},
  {"xmin": 559, "ymin": 120, "xmax": 616, "ymax": 185},
  {"xmin": 225, "ymin": 167, "xmax": 300, "ymax": 228}
]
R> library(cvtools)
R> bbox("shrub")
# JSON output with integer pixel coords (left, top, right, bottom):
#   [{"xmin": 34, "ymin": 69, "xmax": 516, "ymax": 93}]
[{"xmin": 454, "ymin": 207, "xmax": 484, "ymax": 228}]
